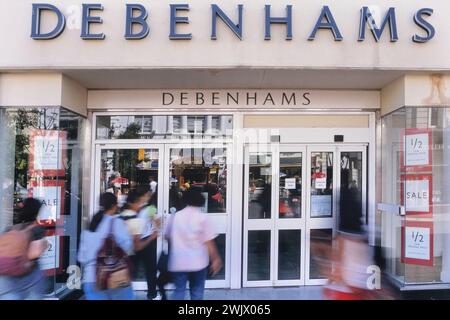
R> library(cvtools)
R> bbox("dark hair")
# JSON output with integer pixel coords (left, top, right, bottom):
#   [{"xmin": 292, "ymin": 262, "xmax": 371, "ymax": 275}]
[
  {"xmin": 182, "ymin": 189, "xmax": 206, "ymax": 208},
  {"xmin": 126, "ymin": 190, "xmax": 142, "ymax": 204},
  {"xmin": 20, "ymin": 198, "xmax": 43, "ymax": 223},
  {"xmin": 136, "ymin": 184, "xmax": 151, "ymax": 197},
  {"xmin": 89, "ymin": 193, "xmax": 118, "ymax": 232}
]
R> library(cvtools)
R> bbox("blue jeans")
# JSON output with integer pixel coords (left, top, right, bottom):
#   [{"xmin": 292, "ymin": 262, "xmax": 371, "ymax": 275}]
[
  {"xmin": 83, "ymin": 283, "xmax": 135, "ymax": 300},
  {"xmin": 171, "ymin": 268, "xmax": 207, "ymax": 300},
  {"xmin": 0, "ymin": 268, "xmax": 46, "ymax": 300}
]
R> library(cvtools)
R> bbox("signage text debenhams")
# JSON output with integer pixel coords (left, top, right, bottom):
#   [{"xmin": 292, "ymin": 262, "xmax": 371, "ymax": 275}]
[
  {"xmin": 162, "ymin": 91, "xmax": 312, "ymax": 107},
  {"xmin": 31, "ymin": 3, "xmax": 435, "ymax": 43}
]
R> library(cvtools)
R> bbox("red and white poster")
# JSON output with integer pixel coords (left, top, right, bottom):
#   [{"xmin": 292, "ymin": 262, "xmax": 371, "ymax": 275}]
[
  {"xmin": 29, "ymin": 129, "xmax": 67, "ymax": 177},
  {"xmin": 401, "ymin": 174, "xmax": 433, "ymax": 216},
  {"xmin": 401, "ymin": 220, "xmax": 434, "ymax": 267},
  {"xmin": 39, "ymin": 228, "xmax": 64, "ymax": 276},
  {"xmin": 28, "ymin": 180, "xmax": 65, "ymax": 226},
  {"xmin": 400, "ymin": 128, "xmax": 432, "ymax": 172}
]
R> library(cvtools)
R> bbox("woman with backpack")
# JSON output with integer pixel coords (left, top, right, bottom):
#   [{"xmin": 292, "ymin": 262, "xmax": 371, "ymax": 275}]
[
  {"xmin": 0, "ymin": 198, "xmax": 48, "ymax": 300},
  {"xmin": 78, "ymin": 193, "xmax": 134, "ymax": 300}
]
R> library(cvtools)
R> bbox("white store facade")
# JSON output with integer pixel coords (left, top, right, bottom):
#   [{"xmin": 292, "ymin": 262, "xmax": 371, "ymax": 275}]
[{"xmin": 1, "ymin": 0, "xmax": 450, "ymax": 297}]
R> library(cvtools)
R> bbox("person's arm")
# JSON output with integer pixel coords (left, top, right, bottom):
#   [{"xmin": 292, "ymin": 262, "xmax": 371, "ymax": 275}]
[
  {"xmin": 206, "ymin": 240, "xmax": 222, "ymax": 276},
  {"xmin": 28, "ymin": 239, "xmax": 48, "ymax": 260},
  {"xmin": 133, "ymin": 231, "xmax": 159, "ymax": 252}
]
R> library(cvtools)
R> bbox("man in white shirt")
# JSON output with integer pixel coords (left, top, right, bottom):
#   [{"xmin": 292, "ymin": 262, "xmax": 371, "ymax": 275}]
[{"xmin": 149, "ymin": 176, "xmax": 158, "ymax": 194}]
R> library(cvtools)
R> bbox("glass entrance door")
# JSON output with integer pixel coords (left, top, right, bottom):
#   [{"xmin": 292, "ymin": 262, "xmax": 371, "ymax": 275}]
[
  {"xmin": 94, "ymin": 144, "xmax": 164, "ymax": 290},
  {"xmin": 163, "ymin": 144, "xmax": 231, "ymax": 288},
  {"xmin": 243, "ymin": 144, "xmax": 367, "ymax": 287},
  {"xmin": 95, "ymin": 143, "xmax": 232, "ymax": 289}
]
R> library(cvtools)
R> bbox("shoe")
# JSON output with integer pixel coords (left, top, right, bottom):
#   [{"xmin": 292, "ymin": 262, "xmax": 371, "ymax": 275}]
[{"xmin": 151, "ymin": 294, "xmax": 162, "ymax": 301}]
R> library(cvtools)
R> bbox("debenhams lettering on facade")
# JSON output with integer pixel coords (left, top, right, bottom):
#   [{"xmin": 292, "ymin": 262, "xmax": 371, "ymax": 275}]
[{"xmin": 31, "ymin": 3, "xmax": 435, "ymax": 43}]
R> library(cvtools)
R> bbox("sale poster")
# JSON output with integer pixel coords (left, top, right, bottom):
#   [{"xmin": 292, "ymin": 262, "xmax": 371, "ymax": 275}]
[
  {"xmin": 285, "ymin": 178, "xmax": 296, "ymax": 190},
  {"xmin": 401, "ymin": 174, "xmax": 433, "ymax": 216},
  {"xmin": 29, "ymin": 180, "xmax": 65, "ymax": 225},
  {"xmin": 29, "ymin": 129, "xmax": 67, "ymax": 176},
  {"xmin": 401, "ymin": 129, "xmax": 432, "ymax": 172},
  {"xmin": 313, "ymin": 172, "xmax": 327, "ymax": 189},
  {"xmin": 402, "ymin": 221, "xmax": 433, "ymax": 266}
]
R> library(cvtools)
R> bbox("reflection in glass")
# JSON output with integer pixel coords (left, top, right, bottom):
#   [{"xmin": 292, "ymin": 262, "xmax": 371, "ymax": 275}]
[
  {"xmin": 310, "ymin": 152, "xmax": 333, "ymax": 218},
  {"xmin": 278, "ymin": 230, "xmax": 301, "ymax": 280},
  {"xmin": 248, "ymin": 153, "xmax": 272, "ymax": 219},
  {"xmin": 279, "ymin": 152, "xmax": 302, "ymax": 219},
  {"xmin": 96, "ymin": 115, "xmax": 233, "ymax": 140},
  {"xmin": 100, "ymin": 149, "xmax": 159, "ymax": 207},
  {"xmin": 310, "ymin": 229, "xmax": 333, "ymax": 279},
  {"xmin": 0, "ymin": 107, "xmax": 85, "ymax": 298},
  {"xmin": 169, "ymin": 148, "xmax": 227, "ymax": 214},
  {"xmin": 339, "ymin": 152, "xmax": 363, "ymax": 233},
  {"xmin": 248, "ymin": 230, "xmax": 271, "ymax": 281},
  {"xmin": 208, "ymin": 234, "xmax": 226, "ymax": 280}
]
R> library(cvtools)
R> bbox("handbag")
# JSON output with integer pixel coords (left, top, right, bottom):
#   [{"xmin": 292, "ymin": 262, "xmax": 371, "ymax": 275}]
[{"xmin": 96, "ymin": 218, "xmax": 132, "ymax": 290}]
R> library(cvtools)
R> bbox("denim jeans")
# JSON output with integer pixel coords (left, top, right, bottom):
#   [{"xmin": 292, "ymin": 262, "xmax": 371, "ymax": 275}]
[
  {"xmin": 0, "ymin": 268, "xmax": 46, "ymax": 300},
  {"xmin": 83, "ymin": 283, "xmax": 135, "ymax": 300},
  {"xmin": 171, "ymin": 268, "xmax": 207, "ymax": 300}
]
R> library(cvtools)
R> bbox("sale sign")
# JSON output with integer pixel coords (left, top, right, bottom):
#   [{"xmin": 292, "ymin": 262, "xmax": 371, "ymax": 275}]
[
  {"xmin": 401, "ymin": 221, "xmax": 433, "ymax": 266},
  {"xmin": 29, "ymin": 129, "xmax": 67, "ymax": 177},
  {"xmin": 29, "ymin": 180, "xmax": 65, "ymax": 226},
  {"xmin": 401, "ymin": 174, "xmax": 433, "ymax": 216},
  {"xmin": 400, "ymin": 128, "xmax": 432, "ymax": 172}
]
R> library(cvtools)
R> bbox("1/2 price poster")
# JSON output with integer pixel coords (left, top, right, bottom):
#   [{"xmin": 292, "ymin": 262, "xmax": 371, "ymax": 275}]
[
  {"xmin": 400, "ymin": 128, "xmax": 432, "ymax": 172},
  {"xmin": 401, "ymin": 221, "xmax": 433, "ymax": 267},
  {"xmin": 29, "ymin": 129, "xmax": 67, "ymax": 177}
]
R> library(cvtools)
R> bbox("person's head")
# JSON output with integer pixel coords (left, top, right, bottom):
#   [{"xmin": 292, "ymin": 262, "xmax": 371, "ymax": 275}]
[
  {"xmin": 136, "ymin": 184, "xmax": 152, "ymax": 203},
  {"xmin": 100, "ymin": 192, "xmax": 118, "ymax": 214},
  {"xmin": 182, "ymin": 188, "xmax": 206, "ymax": 208},
  {"xmin": 148, "ymin": 176, "xmax": 155, "ymax": 182},
  {"xmin": 89, "ymin": 192, "xmax": 118, "ymax": 232},
  {"xmin": 125, "ymin": 189, "xmax": 147, "ymax": 212},
  {"xmin": 20, "ymin": 198, "xmax": 43, "ymax": 223}
]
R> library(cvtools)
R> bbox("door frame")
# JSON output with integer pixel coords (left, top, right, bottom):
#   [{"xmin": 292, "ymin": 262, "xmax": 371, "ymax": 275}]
[
  {"xmin": 92, "ymin": 142, "xmax": 233, "ymax": 289},
  {"xmin": 243, "ymin": 143, "xmax": 368, "ymax": 287}
]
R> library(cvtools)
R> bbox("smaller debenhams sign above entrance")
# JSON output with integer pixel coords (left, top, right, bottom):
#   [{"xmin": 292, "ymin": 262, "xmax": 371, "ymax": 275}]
[
  {"xmin": 87, "ymin": 90, "xmax": 381, "ymax": 110},
  {"xmin": 30, "ymin": 3, "xmax": 435, "ymax": 43}
]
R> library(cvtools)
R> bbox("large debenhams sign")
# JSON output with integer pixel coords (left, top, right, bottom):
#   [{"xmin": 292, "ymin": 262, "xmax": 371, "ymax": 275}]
[{"xmin": 30, "ymin": 3, "xmax": 435, "ymax": 43}]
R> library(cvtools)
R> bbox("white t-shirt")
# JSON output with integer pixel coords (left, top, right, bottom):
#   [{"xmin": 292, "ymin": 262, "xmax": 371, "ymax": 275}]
[
  {"xmin": 138, "ymin": 205, "xmax": 161, "ymax": 239},
  {"xmin": 149, "ymin": 181, "xmax": 157, "ymax": 193},
  {"xmin": 166, "ymin": 206, "xmax": 216, "ymax": 272},
  {"xmin": 120, "ymin": 209, "xmax": 145, "ymax": 236}
]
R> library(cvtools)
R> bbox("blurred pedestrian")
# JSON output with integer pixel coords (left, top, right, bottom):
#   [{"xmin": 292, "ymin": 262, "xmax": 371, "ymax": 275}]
[
  {"xmin": 78, "ymin": 193, "xmax": 134, "ymax": 300},
  {"xmin": 166, "ymin": 189, "xmax": 222, "ymax": 300},
  {"xmin": 134, "ymin": 185, "xmax": 162, "ymax": 300},
  {"xmin": 0, "ymin": 198, "xmax": 48, "ymax": 300}
]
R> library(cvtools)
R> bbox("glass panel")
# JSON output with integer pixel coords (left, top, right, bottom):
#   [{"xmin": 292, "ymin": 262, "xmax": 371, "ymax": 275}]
[
  {"xmin": 96, "ymin": 115, "xmax": 233, "ymax": 140},
  {"xmin": 100, "ymin": 149, "xmax": 159, "ymax": 208},
  {"xmin": 247, "ymin": 230, "xmax": 271, "ymax": 281},
  {"xmin": 339, "ymin": 152, "xmax": 364, "ymax": 233},
  {"xmin": 310, "ymin": 152, "xmax": 333, "ymax": 218},
  {"xmin": 169, "ymin": 148, "xmax": 227, "ymax": 214},
  {"xmin": 0, "ymin": 107, "xmax": 85, "ymax": 298},
  {"xmin": 99, "ymin": 148, "xmax": 159, "ymax": 282},
  {"xmin": 279, "ymin": 152, "xmax": 302, "ymax": 219},
  {"xmin": 309, "ymin": 229, "xmax": 333, "ymax": 280},
  {"xmin": 207, "ymin": 234, "xmax": 226, "ymax": 280},
  {"xmin": 278, "ymin": 230, "xmax": 301, "ymax": 280},
  {"xmin": 248, "ymin": 153, "xmax": 272, "ymax": 219}
]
